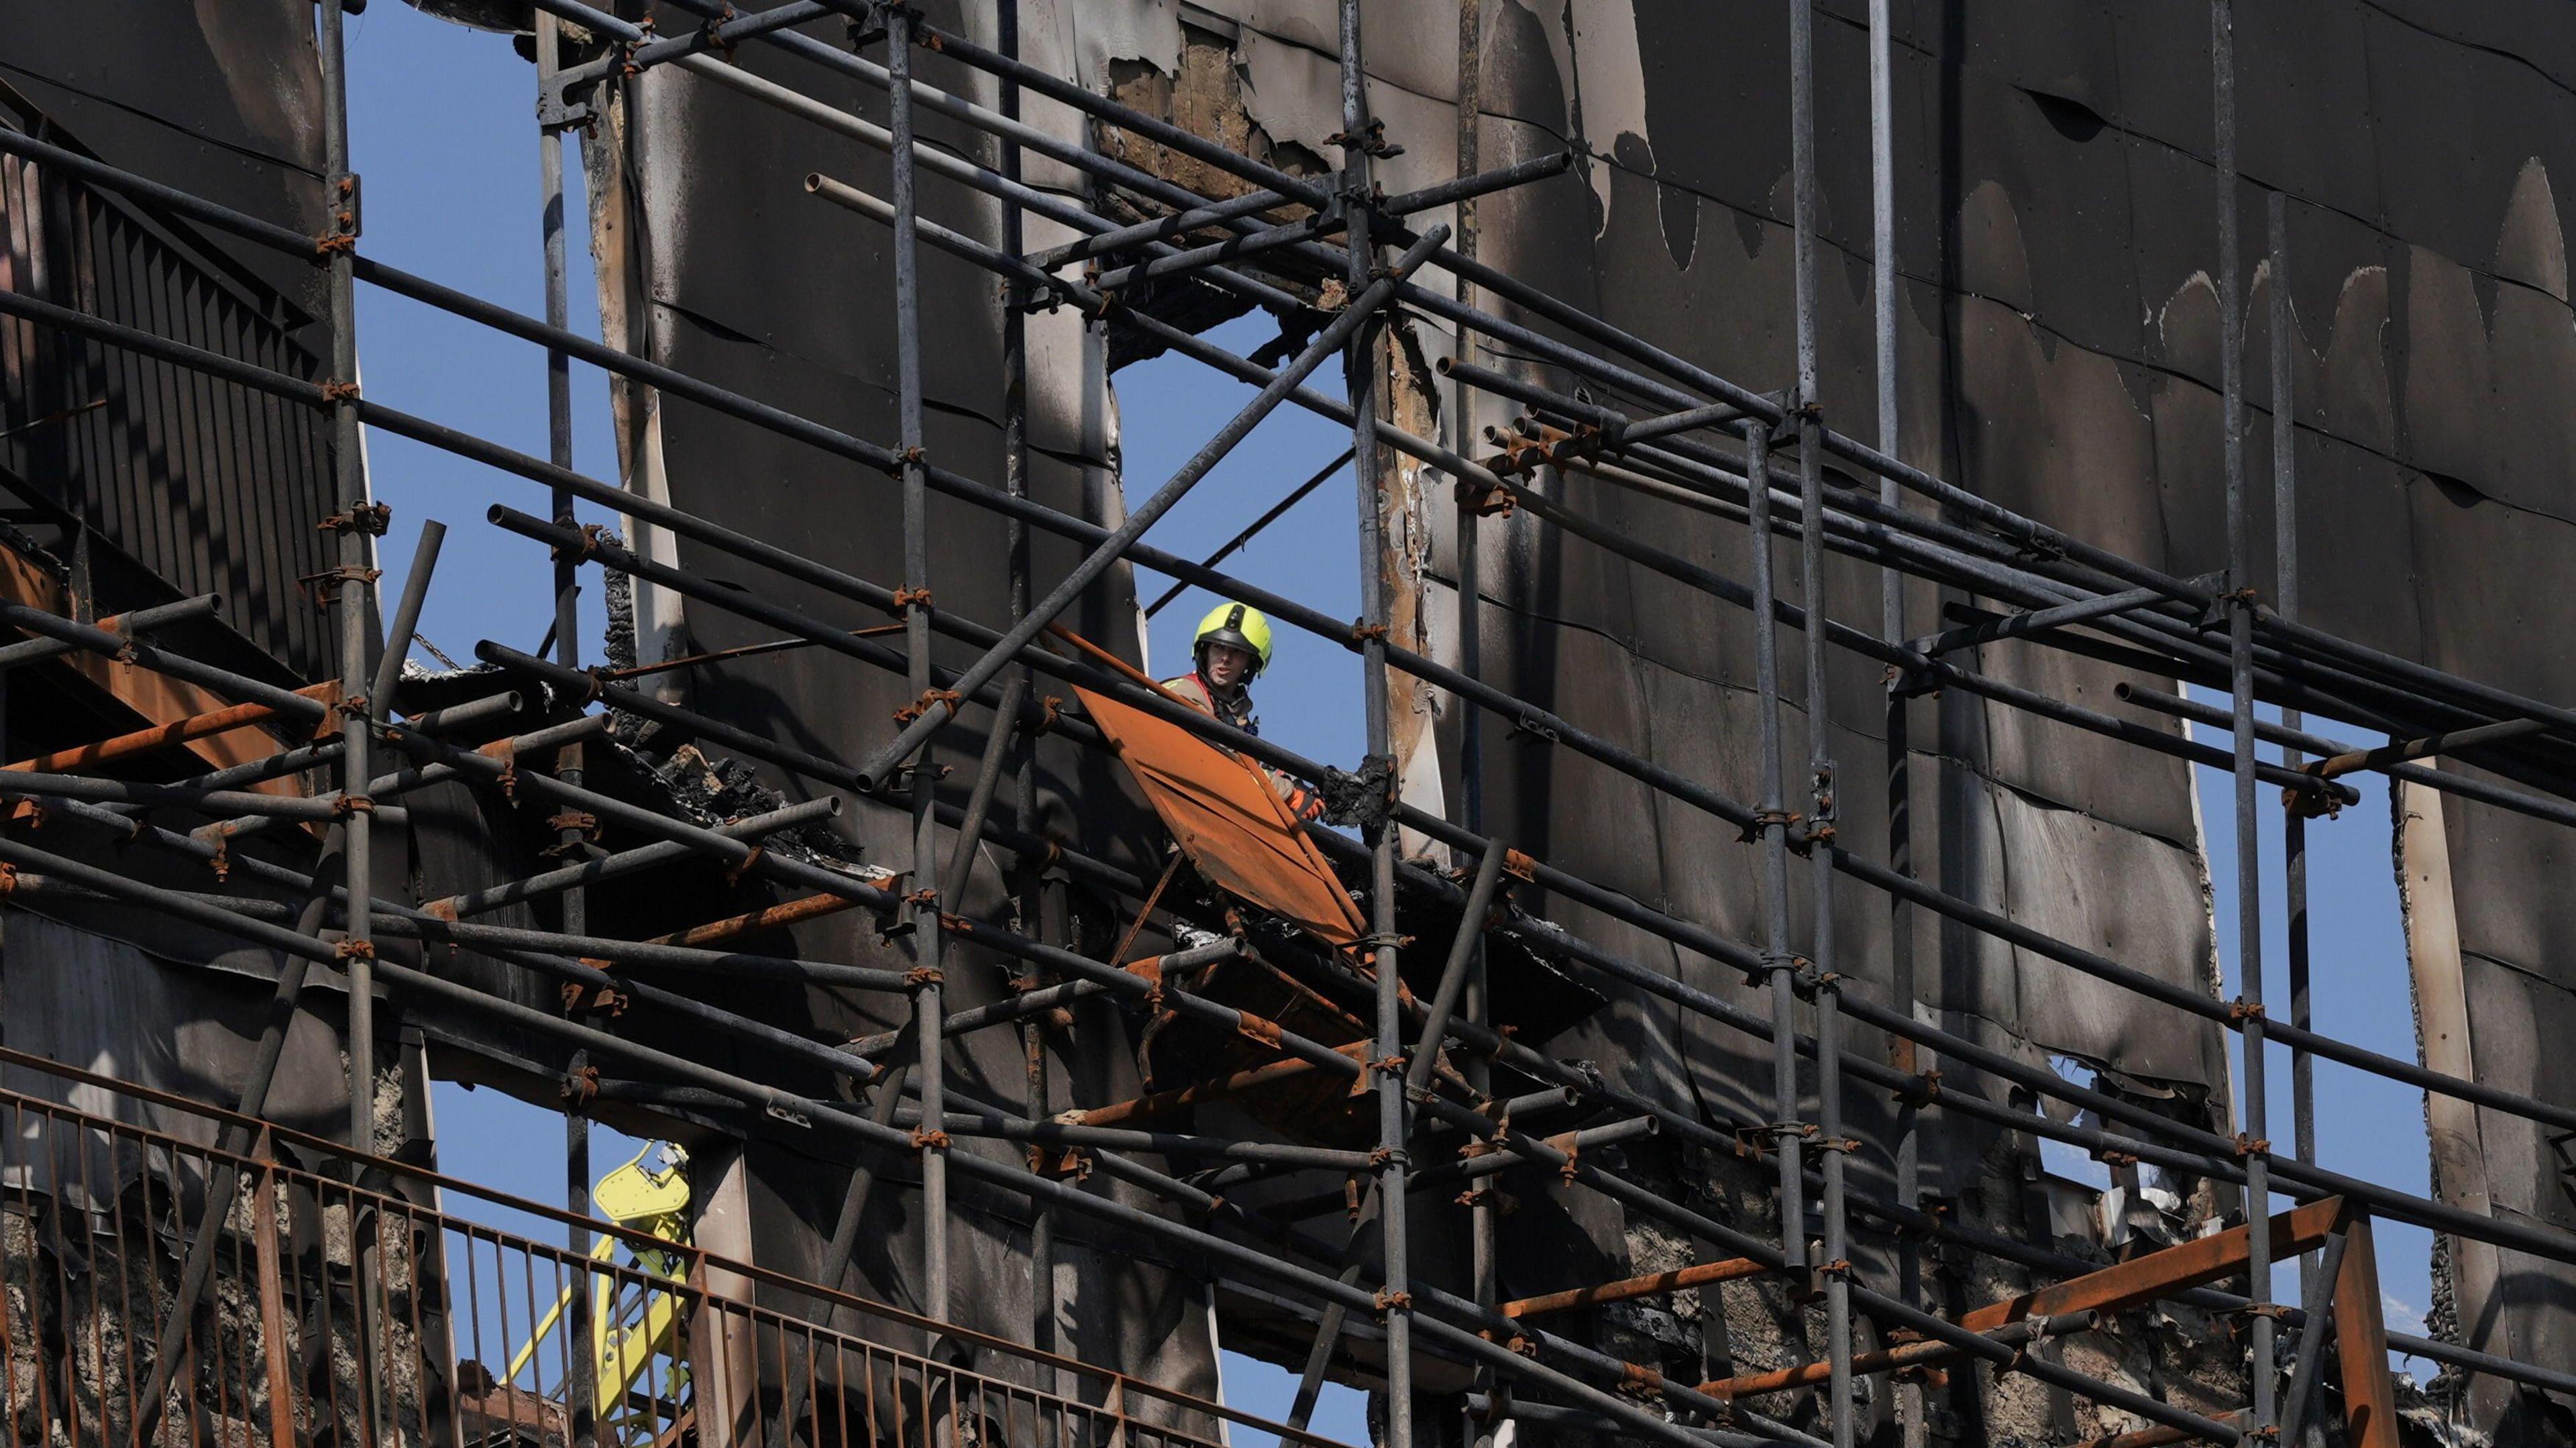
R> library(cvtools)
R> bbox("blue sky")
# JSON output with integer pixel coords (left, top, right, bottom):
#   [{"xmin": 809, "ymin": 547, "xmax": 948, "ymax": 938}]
[
  {"xmin": 2184, "ymin": 698, "xmax": 2438, "ymax": 1362},
  {"xmin": 341, "ymin": 0, "xmax": 2440, "ymax": 1431}
]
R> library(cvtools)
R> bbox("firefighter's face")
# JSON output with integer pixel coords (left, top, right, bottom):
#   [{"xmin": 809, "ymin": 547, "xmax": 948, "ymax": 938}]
[{"xmin": 1202, "ymin": 642, "xmax": 1254, "ymax": 689}]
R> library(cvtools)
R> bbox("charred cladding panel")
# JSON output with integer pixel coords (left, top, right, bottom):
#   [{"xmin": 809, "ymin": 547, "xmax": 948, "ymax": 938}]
[{"xmin": 0, "ymin": 2, "xmax": 339, "ymax": 682}]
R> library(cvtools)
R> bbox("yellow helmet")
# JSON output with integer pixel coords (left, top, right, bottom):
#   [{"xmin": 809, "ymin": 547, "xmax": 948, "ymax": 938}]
[{"xmin": 1193, "ymin": 601, "xmax": 1274, "ymax": 676}]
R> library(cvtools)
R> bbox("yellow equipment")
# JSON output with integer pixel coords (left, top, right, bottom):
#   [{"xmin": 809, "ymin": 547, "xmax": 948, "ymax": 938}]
[{"xmin": 504, "ymin": 1142, "xmax": 694, "ymax": 1441}]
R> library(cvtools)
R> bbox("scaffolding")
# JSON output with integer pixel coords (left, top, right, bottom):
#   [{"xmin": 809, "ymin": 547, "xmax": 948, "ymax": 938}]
[{"xmin": 0, "ymin": 2, "xmax": 2569, "ymax": 1445}]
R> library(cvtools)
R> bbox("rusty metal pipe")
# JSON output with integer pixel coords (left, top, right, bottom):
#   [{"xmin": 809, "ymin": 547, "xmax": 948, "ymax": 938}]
[
  {"xmin": 1500, "ymin": 1256, "xmax": 1772, "ymax": 1321},
  {"xmin": 1, "ymin": 681, "xmax": 336, "ymax": 775},
  {"xmin": 1068, "ymin": 1048, "xmax": 1362, "ymax": 1132},
  {"xmin": 1697, "ymin": 1309, "xmax": 2099, "ymax": 1402},
  {"xmin": 1452, "ymin": 1117, "xmax": 1660, "ymax": 1181},
  {"xmin": 109, "ymin": 683, "xmax": 523, "ymax": 827},
  {"xmin": 635, "ymin": 890, "xmax": 864, "ymax": 951}
]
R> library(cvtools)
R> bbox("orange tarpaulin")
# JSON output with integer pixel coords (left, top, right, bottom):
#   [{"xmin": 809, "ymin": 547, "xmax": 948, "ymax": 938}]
[{"xmin": 1074, "ymin": 683, "xmax": 1365, "ymax": 952}]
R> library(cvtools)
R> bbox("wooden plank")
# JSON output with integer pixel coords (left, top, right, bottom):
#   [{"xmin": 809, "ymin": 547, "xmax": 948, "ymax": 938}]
[
  {"xmin": 2334, "ymin": 1215, "xmax": 2402, "ymax": 1448},
  {"xmin": 1962, "ymin": 1196, "xmax": 2345, "ymax": 1331}
]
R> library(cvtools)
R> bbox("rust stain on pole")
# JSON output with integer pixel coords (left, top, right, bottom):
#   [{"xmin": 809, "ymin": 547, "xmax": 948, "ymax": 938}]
[
  {"xmin": 1072, "ymin": 1046, "xmax": 1365, "ymax": 1131},
  {"xmin": 1500, "ymin": 1256, "xmax": 1773, "ymax": 1320},
  {"xmin": 2, "ymin": 680, "xmax": 339, "ymax": 775},
  {"xmin": 637, "ymin": 891, "xmax": 863, "ymax": 950}
]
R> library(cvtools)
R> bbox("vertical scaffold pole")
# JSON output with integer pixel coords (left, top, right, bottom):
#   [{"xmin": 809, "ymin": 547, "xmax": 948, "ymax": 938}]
[
  {"xmin": 315, "ymin": 1, "xmax": 386, "ymax": 1439},
  {"xmin": 1340, "ymin": 3, "xmax": 1413, "ymax": 1441},
  {"xmin": 1868, "ymin": 1, "xmax": 1926, "ymax": 1442},
  {"xmin": 997, "ymin": 0, "xmax": 1053, "ymax": 1376},
  {"xmin": 535, "ymin": 15, "xmax": 597, "ymax": 1442},
  {"xmin": 2271, "ymin": 190, "xmax": 2318, "ymax": 1246},
  {"xmin": 316, "ymin": 0, "xmax": 374, "ymax": 1182},
  {"xmin": 1786, "ymin": 0, "xmax": 1852, "ymax": 1431},
  {"xmin": 2214, "ymin": 3, "xmax": 2279, "ymax": 1434},
  {"xmin": 1788, "ymin": 0, "xmax": 1851, "ymax": 1435},
  {"xmin": 886, "ymin": 2, "xmax": 952, "ymax": 1341},
  {"xmin": 1743, "ymin": 416, "xmax": 1807, "ymax": 1284},
  {"xmin": 1455, "ymin": 5, "xmax": 1499, "ymax": 1433}
]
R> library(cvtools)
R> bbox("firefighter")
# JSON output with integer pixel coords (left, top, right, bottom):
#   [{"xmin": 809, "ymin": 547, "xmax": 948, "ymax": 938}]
[{"xmin": 1164, "ymin": 601, "xmax": 1322, "ymax": 820}]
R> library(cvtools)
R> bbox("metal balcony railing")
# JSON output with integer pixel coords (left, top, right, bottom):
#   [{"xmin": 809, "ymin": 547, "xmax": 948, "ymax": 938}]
[{"xmin": 0, "ymin": 1044, "xmax": 1342, "ymax": 1448}]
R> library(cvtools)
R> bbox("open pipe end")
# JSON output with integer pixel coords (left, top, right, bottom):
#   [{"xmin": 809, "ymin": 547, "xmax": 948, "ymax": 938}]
[{"xmin": 803, "ymin": 172, "xmax": 824, "ymax": 192}]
